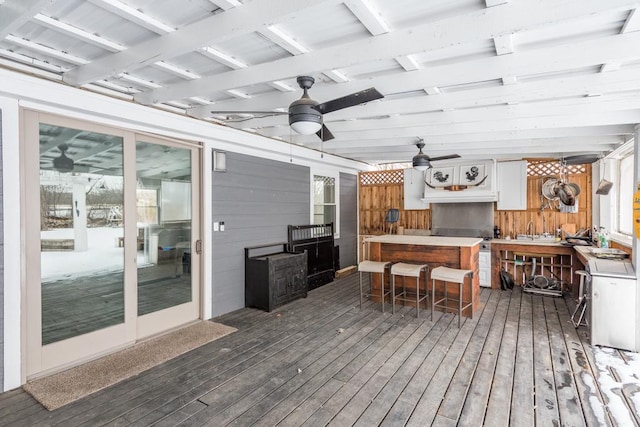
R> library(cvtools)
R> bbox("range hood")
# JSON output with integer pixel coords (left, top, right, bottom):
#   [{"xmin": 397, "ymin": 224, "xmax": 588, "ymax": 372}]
[{"xmin": 421, "ymin": 159, "xmax": 497, "ymax": 204}]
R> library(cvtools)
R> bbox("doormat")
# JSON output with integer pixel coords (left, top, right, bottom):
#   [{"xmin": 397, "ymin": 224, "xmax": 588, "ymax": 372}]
[{"xmin": 23, "ymin": 320, "xmax": 237, "ymax": 410}]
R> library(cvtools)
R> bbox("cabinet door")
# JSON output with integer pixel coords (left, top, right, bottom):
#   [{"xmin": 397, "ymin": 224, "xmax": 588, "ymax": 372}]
[
  {"xmin": 497, "ymin": 161, "xmax": 527, "ymax": 210},
  {"xmin": 272, "ymin": 273, "xmax": 290, "ymax": 306},
  {"xmin": 478, "ymin": 252, "xmax": 491, "ymax": 287},
  {"xmin": 404, "ymin": 168, "xmax": 429, "ymax": 209}
]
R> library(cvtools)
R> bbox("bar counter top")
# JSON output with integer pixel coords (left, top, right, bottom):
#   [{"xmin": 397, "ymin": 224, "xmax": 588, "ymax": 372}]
[{"xmin": 366, "ymin": 234, "xmax": 482, "ymax": 247}]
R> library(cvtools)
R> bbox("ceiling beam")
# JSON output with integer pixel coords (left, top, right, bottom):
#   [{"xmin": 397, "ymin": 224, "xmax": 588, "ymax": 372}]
[
  {"xmin": 0, "ymin": 0, "xmax": 52, "ymax": 40},
  {"xmin": 302, "ymin": 126, "xmax": 634, "ymax": 150},
  {"xmin": 344, "ymin": 0, "xmax": 390, "ymax": 35},
  {"xmin": 64, "ymin": 0, "xmax": 337, "ymax": 85},
  {"xmin": 152, "ymin": 0, "xmax": 640, "ymax": 105},
  {"xmin": 601, "ymin": 8, "xmax": 640, "ymax": 72},
  {"xmin": 330, "ymin": 136, "xmax": 621, "ymax": 155},
  {"xmin": 200, "ymin": 67, "xmax": 640, "ymax": 126},
  {"xmin": 257, "ymin": 109, "xmax": 640, "ymax": 141},
  {"xmin": 190, "ymin": 30, "xmax": 640, "ymax": 120},
  {"xmin": 260, "ymin": 95, "xmax": 640, "ymax": 138}
]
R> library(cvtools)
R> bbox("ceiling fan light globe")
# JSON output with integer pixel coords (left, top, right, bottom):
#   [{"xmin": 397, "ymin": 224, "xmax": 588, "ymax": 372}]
[{"xmin": 290, "ymin": 120, "xmax": 322, "ymax": 135}]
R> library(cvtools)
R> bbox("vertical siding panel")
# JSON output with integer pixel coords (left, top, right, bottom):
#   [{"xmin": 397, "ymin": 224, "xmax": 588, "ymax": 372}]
[
  {"xmin": 210, "ymin": 153, "xmax": 309, "ymax": 317},
  {"xmin": 339, "ymin": 173, "xmax": 357, "ymax": 268}
]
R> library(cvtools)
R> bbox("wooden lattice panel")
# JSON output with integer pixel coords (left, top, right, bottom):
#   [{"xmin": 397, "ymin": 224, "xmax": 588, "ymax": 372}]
[
  {"xmin": 527, "ymin": 161, "xmax": 587, "ymax": 176},
  {"xmin": 360, "ymin": 170, "xmax": 404, "ymax": 186}
]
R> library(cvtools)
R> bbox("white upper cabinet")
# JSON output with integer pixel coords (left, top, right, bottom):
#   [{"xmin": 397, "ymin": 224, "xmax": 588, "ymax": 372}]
[
  {"xmin": 422, "ymin": 159, "xmax": 498, "ymax": 203},
  {"xmin": 496, "ymin": 160, "xmax": 527, "ymax": 210},
  {"xmin": 404, "ymin": 168, "xmax": 429, "ymax": 210}
]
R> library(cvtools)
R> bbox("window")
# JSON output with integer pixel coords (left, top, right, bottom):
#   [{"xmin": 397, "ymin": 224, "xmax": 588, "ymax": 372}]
[
  {"xmin": 617, "ymin": 153, "xmax": 634, "ymax": 236},
  {"xmin": 312, "ymin": 171, "xmax": 339, "ymax": 237}
]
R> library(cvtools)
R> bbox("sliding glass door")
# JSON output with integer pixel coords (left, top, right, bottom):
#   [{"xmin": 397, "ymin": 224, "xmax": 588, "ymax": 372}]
[{"xmin": 24, "ymin": 112, "xmax": 200, "ymax": 377}]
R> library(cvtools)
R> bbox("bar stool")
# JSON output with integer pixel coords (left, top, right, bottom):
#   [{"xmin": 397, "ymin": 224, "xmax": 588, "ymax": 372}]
[
  {"xmin": 358, "ymin": 260, "xmax": 392, "ymax": 312},
  {"xmin": 431, "ymin": 266, "xmax": 473, "ymax": 327},
  {"xmin": 391, "ymin": 263, "xmax": 429, "ymax": 319},
  {"xmin": 571, "ymin": 270, "xmax": 589, "ymax": 328}
]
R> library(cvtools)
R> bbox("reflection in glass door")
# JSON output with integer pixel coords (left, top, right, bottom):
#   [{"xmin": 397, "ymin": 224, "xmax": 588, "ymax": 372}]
[
  {"xmin": 25, "ymin": 111, "xmax": 201, "ymax": 377},
  {"xmin": 39, "ymin": 123, "xmax": 125, "ymax": 345},
  {"xmin": 135, "ymin": 138, "xmax": 200, "ymax": 339},
  {"xmin": 136, "ymin": 141, "xmax": 193, "ymax": 315}
]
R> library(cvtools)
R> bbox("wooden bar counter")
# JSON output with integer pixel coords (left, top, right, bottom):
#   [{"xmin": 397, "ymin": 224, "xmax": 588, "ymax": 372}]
[
  {"xmin": 366, "ymin": 235, "xmax": 481, "ymax": 317},
  {"xmin": 491, "ymin": 239, "xmax": 582, "ymax": 297}
]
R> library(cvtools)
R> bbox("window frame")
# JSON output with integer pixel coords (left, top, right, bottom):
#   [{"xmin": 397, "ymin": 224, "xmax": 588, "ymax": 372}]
[
  {"xmin": 310, "ymin": 168, "xmax": 340, "ymax": 239},
  {"xmin": 604, "ymin": 141, "xmax": 634, "ymax": 247}
]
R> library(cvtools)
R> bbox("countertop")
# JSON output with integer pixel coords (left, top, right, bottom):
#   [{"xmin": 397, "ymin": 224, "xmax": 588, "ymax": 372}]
[
  {"xmin": 492, "ymin": 238, "xmax": 568, "ymax": 247},
  {"xmin": 365, "ymin": 235, "xmax": 482, "ymax": 247}
]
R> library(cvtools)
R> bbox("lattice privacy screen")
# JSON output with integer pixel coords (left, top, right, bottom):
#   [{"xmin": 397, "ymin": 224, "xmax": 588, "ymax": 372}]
[
  {"xmin": 527, "ymin": 161, "xmax": 587, "ymax": 177},
  {"xmin": 359, "ymin": 170, "xmax": 404, "ymax": 186}
]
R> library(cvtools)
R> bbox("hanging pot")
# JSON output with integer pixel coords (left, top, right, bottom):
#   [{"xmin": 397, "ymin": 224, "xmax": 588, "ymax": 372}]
[
  {"xmin": 596, "ymin": 179, "xmax": 613, "ymax": 195},
  {"xmin": 542, "ymin": 178, "xmax": 559, "ymax": 200},
  {"xmin": 556, "ymin": 182, "xmax": 576, "ymax": 206},
  {"xmin": 566, "ymin": 182, "xmax": 581, "ymax": 197},
  {"xmin": 595, "ymin": 159, "xmax": 613, "ymax": 195}
]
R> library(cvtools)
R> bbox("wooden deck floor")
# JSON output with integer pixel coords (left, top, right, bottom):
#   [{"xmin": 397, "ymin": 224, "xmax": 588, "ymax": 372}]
[{"xmin": 2, "ymin": 274, "xmax": 639, "ymax": 426}]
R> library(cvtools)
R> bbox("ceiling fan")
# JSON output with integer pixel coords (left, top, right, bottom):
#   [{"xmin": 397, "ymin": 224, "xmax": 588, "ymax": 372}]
[
  {"xmin": 412, "ymin": 140, "xmax": 461, "ymax": 171},
  {"xmin": 53, "ymin": 143, "xmax": 74, "ymax": 172},
  {"xmin": 209, "ymin": 75, "xmax": 383, "ymax": 142}
]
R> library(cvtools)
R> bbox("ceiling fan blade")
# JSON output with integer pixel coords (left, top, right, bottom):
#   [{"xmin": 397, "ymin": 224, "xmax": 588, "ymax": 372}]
[
  {"xmin": 429, "ymin": 154, "xmax": 461, "ymax": 162},
  {"xmin": 208, "ymin": 110, "xmax": 288, "ymax": 115},
  {"xmin": 317, "ymin": 87, "xmax": 383, "ymax": 114},
  {"xmin": 316, "ymin": 124, "xmax": 335, "ymax": 141}
]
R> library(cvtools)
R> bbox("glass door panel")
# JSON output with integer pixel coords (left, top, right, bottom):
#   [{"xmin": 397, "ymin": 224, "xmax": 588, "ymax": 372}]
[
  {"xmin": 135, "ymin": 138, "xmax": 199, "ymax": 339},
  {"xmin": 39, "ymin": 123, "xmax": 125, "ymax": 345},
  {"xmin": 136, "ymin": 141, "xmax": 193, "ymax": 315}
]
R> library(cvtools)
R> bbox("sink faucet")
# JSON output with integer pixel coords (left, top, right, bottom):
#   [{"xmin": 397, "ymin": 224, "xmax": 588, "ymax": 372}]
[{"xmin": 526, "ymin": 220, "xmax": 534, "ymax": 240}]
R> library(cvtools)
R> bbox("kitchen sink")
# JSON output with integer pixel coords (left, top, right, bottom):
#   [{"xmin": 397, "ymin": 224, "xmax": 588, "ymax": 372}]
[{"xmin": 515, "ymin": 234, "xmax": 558, "ymax": 242}]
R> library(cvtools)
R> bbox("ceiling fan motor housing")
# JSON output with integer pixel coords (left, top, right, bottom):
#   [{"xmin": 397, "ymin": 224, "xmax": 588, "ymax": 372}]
[{"xmin": 289, "ymin": 94, "xmax": 322, "ymax": 133}]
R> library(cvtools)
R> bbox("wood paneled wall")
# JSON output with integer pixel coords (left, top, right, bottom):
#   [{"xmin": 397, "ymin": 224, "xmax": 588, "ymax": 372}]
[
  {"xmin": 495, "ymin": 164, "xmax": 592, "ymax": 238},
  {"xmin": 359, "ymin": 163, "xmax": 592, "ymax": 237},
  {"xmin": 359, "ymin": 170, "xmax": 430, "ymax": 234}
]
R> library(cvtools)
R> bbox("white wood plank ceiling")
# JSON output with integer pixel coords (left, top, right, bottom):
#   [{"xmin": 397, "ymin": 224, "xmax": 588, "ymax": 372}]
[{"xmin": 1, "ymin": 0, "xmax": 639, "ymax": 165}]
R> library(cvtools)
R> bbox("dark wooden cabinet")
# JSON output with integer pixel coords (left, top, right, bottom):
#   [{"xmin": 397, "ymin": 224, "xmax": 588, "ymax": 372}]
[
  {"xmin": 245, "ymin": 243, "xmax": 307, "ymax": 312},
  {"xmin": 288, "ymin": 223, "xmax": 336, "ymax": 290}
]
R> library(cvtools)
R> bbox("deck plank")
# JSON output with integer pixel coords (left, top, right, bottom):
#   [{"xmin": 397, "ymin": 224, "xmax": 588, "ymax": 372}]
[
  {"xmin": 435, "ymin": 289, "xmax": 503, "ymax": 422},
  {"xmin": 542, "ymin": 296, "xmax": 586, "ymax": 427},
  {"xmin": 2, "ymin": 277, "xmax": 639, "ymax": 427},
  {"xmin": 556, "ymin": 296, "xmax": 613, "ymax": 426},
  {"xmin": 483, "ymin": 288, "xmax": 520, "ymax": 427},
  {"xmin": 531, "ymin": 295, "xmax": 561, "ymax": 425},
  {"xmin": 405, "ymin": 289, "xmax": 498, "ymax": 426},
  {"xmin": 456, "ymin": 289, "xmax": 510, "ymax": 425},
  {"xmin": 509, "ymin": 290, "xmax": 535, "ymax": 426}
]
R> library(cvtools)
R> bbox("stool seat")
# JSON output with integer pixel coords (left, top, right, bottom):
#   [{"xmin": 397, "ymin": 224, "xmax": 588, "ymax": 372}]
[
  {"xmin": 431, "ymin": 266, "xmax": 473, "ymax": 283},
  {"xmin": 359, "ymin": 260, "xmax": 392, "ymax": 312},
  {"xmin": 391, "ymin": 263, "xmax": 429, "ymax": 318},
  {"xmin": 359, "ymin": 260, "xmax": 391, "ymax": 274},
  {"xmin": 391, "ymin": 262, "xmax": 428, "ymax": 277},
  {"xmin": 431, "ymin": 266, "xmax": 473, "ymax": 327}
]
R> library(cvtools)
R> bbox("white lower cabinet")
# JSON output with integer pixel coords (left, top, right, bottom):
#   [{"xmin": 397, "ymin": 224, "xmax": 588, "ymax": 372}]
[{"xmin": 479, "ymin": 251, "xmax": 491, "ymax": 287}]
